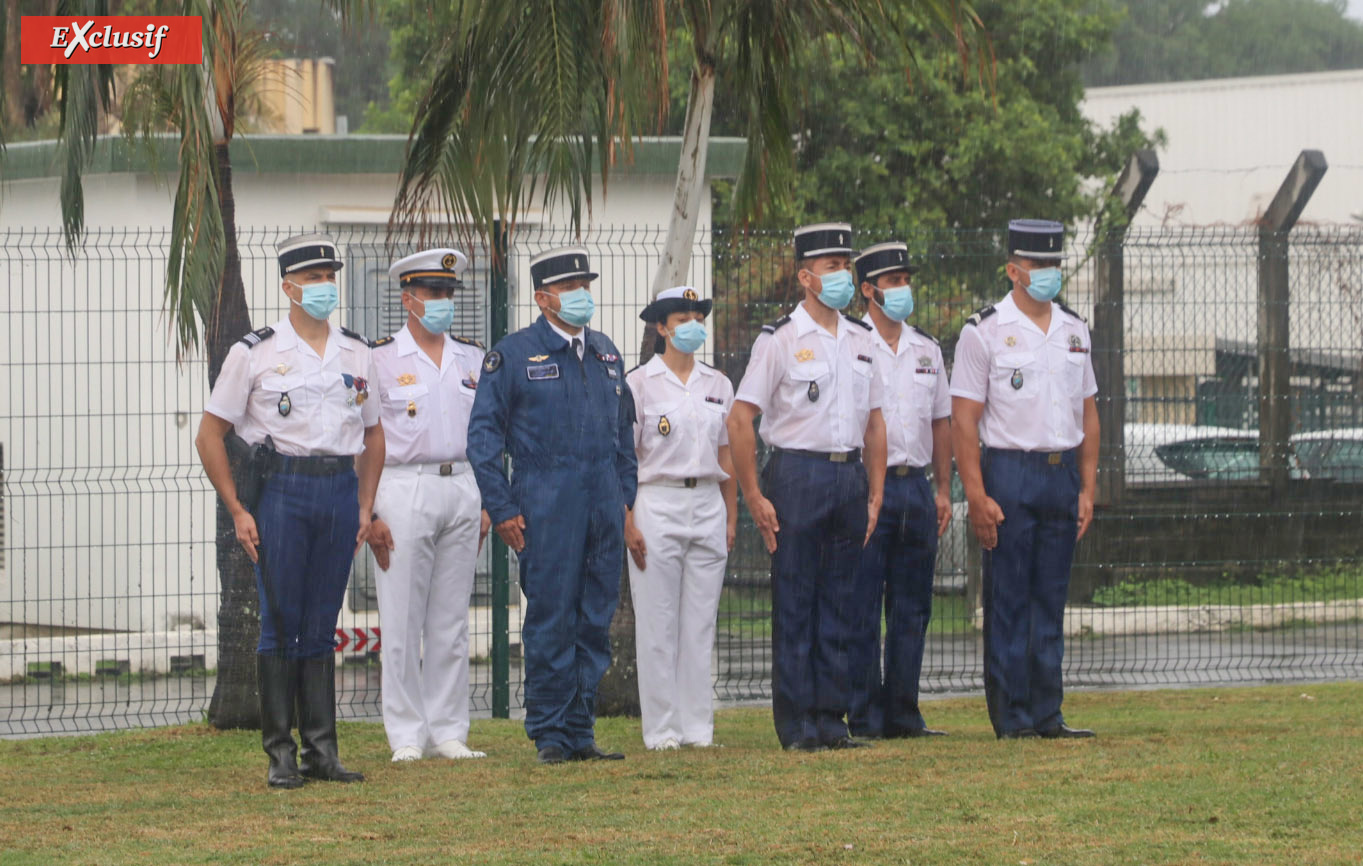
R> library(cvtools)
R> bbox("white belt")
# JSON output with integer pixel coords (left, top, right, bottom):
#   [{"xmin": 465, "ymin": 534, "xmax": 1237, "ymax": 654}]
[
  {"xmin": 642, "ymin": 478, "xmax": 720, "ymax": 489},
  {"xmin": 385, "ymin": 461, "xmax": 471, "ymax": 477}
]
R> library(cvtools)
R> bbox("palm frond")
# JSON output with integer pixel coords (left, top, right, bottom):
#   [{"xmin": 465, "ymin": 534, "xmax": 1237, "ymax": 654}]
[{"xmin": 52, "ymin": 0, "xmax": 116, "ymax": 253}]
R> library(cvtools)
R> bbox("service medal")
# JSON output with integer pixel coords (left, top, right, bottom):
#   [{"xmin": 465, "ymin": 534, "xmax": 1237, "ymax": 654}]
[
  {"xmin": 658, "ymin": 415, "xmax": 671, "ymax": 436},
  {"xmin": 278, "ymin": 392, "xmax": 292, "ymax": 416},
  {"xmin": 407, "ymin": 400, "xmax": 417, "ymax": 417},
  {"xmin": 1011, "ymin": 369, "xmax": 1024, "ymax": 390}
]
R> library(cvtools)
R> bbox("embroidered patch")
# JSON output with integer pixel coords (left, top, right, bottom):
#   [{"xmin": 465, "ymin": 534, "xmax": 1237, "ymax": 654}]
[
  {"xmin": 527, "ymin": 363, "xmax": 560, "ymax": 381},
  {"xmin": 483, "ymin": 351, "xmax": 502, "ymax": 373}
]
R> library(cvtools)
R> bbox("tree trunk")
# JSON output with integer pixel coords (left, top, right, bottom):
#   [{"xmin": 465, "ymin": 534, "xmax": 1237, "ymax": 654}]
[
  {"xmin": 1, "ymin": 2, "xmax": 22, "ymax": 129},
  {"xmin": 598, "ymin": 62, "xmax": 717, "ymax": 719},
  {"xmin": 205, "ymin": 140, "xmax": 260, "ymax": 730}
]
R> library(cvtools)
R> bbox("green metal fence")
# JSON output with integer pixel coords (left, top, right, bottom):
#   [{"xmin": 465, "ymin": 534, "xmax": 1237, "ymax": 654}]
[{"xmin": 3, "ymin": 222, "xmax": 1362, "ymax": 736}]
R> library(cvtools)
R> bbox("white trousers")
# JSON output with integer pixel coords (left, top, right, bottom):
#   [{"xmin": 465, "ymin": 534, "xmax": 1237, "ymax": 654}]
[
  {"xmin": 628, "ymin": 481, "xmax": 728, "ymax": 748},
  {"xmin": 374, "ymin": 463, "xmax": 481, "ymax": 751}
]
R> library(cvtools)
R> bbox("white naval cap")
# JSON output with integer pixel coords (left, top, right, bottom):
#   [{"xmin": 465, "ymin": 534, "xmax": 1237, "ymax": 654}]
[{"xmin": 387, "ymin": 248, "xmax": 469, "ymax": 290}]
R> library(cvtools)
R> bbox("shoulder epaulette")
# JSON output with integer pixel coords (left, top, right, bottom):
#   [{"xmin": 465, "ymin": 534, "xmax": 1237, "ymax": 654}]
[
  {"xmin": 843, "ymin": 314, "xmax": 872, "ymax": 331},
  {"xmin": 238, "ymin": 326, "xmax": 274, "ymax": 348},
  {"xmin": 369, "ymin": 335, "xmax": 396, "ymax": 349},
  {"xmin": 1058, "ymin": 302, "xmax": 1086, "ymax": 323},
  {"xmin": 964, "ymin": 305, "xmax": 997, "ymax": 328},
  {"xmin": 911, "ymin": 325, "xmax": 939, "ymax": 344},
  {"xmin": 761, "ymin": 315, "xmax": 792, "ymax": 334},
  {"xmin": 452, "ymin": 334, "xmax": 485, "ymax": 350},
  {"xmin": 340, "ymin": 326, "xmax": 368, "ymax": 343}
]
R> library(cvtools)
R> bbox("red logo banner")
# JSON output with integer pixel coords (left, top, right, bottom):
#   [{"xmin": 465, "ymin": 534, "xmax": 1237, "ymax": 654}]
[{"xmin": 20, "ymin": 16, "xmax": 203, "ymax": 65}]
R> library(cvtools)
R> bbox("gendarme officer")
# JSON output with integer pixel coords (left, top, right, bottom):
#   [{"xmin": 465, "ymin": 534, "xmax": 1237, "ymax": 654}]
[
  {"xmin": 848, "ymin": 242, "xmax": 953, "ymax": 740},
  {"xmin": 727, "ymin": 222, "xmax": 888, "ymax": 752},
  {"xmin": 196, "ymin": 233, "xmax": 387, "ymax": 788},
  {"xmin": 949, "ymin": 219, "xmax": 1099, "ymax": 740},
  {"xmin": 467, "ymin": 246, "xmax": 638, "ymax": 765}
]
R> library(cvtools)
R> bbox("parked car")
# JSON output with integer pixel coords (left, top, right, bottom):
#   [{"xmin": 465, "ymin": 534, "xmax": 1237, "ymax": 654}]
[
  {"xmin": 1124, "ymin": 423, "xmax": 1260, "ymax": 483},
  {"xmin": 1290, "ymin": 428, "xmax": 1363, "ymax": 481}
]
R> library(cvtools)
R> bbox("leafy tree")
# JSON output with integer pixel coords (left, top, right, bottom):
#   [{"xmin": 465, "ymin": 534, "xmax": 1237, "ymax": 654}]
[{"xmin": 1084, "ymin": 0, "xmax": 1363, "ymax": 86}]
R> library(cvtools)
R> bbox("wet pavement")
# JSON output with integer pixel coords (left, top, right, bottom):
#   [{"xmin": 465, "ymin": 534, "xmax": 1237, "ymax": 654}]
[{"xmin": 4, "ymin": 623, "xmax": 1360, "ymax": 737}]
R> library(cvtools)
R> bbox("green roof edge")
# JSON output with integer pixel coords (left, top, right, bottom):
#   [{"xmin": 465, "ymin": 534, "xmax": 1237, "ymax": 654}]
[{"xmin": 1, "ymin": 135, "xmax": 747, "ymax": 182}]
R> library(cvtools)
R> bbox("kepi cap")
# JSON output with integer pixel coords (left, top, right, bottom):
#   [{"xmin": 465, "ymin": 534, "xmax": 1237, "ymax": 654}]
[
  {"xmin": 1008, "ymin": 219, "xmax": 1066, "ymax": 260},
  {"xmin": 794, "ymin": 222, "xmax": 854, "ymax": 260},
  {"xmin": 530, "ymin": 246, "xmax": 599, "ymax": 289},
  {"xmin": 277, "ymin": 233, "xmax": 343, "ymax": 276},
  {"xmin": 855, "ymin": 241, "xmax": 917, "ymax": 285}
]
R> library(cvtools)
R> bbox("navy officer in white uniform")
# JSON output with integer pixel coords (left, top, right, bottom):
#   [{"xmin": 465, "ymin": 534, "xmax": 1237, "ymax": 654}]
[
  {"xmin": 949, "ymin": 219, "xmax": 1099, "ymax": 740},
  {"xmin": 847, "ymin": 242, "xmax": 953, "ymax": 740},
  {"xmin": 624, "ymin": 286, "xmax": 737, "ymax": 751},
  {"xmin": 727, "ymin": 222, "xmax": 888, "ymax": 752},
  {"xmin": 196, "ymin": 233, "xmax": 385, "ymax": 788},
  {"xmin": 366, "ymin": 248, "xmax": 491, "ymax": 763}
]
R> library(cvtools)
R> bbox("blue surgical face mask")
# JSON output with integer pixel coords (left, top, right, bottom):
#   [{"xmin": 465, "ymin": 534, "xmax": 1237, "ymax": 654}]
[
  {"xmin": 553, "ymin": 287, "xmax": 595, "ymax": 326},
  {"xmin": 813, "ymin": 269, "xmax": 855, "ymax": 310},
  {"xmin": 416, "ymin": 297, "xmax": 455, "ymax": 334},
  {"xmin": 289, "ymin": 280, "xmax": 339, "ymax": 320},
  {"xmin": 668, "ymin": 320, "xmax": 708, "ymax": 354},
  {"xmin": 1024, "ymin": 267, "xmax": 1062, "ymax": 302},
  {"xmin": 876, "ymin": 286, "xmax": 915, "ymax": 321}
]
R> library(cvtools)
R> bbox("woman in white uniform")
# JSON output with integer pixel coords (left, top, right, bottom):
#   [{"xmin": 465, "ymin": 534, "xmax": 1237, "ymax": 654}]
[{"xmin": 625, "ymin": 286, "xmax": 738, "ymax": 750}]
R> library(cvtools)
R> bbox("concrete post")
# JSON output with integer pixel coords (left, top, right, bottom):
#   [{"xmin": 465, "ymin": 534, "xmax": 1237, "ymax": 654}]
[{"xmin": 1258, "ymin": 150, "xmax": 1327, "ymax": 489}]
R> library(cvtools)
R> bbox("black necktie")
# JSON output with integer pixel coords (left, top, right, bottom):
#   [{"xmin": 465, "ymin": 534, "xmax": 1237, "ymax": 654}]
[{"xmin": 572, "ymin": 337, "xmax": 582, "ymax": 360}]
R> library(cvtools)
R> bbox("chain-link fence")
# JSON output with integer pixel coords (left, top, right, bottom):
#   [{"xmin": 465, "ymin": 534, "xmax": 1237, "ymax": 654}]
[{"xmin": 3, "ymin": 222, "xmax": 1362, "ymax": 736}]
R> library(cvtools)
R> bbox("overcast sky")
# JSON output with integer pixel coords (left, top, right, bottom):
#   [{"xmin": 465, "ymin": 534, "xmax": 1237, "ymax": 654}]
[{"xmin": 1350, "ymin": 0, "xmax": 1363, "ymax": 20}]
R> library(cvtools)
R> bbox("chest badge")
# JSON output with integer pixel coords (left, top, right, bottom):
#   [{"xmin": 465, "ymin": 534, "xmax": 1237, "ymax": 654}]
[
  {"xmin": 658, "ymin": 415, "xmax": 672, "ymax": 436},
  {"xmin": 461, "ymin": 375, "xmax": 478, "ymax": 390},
  {"xmin": 407, "ymin": 400, "xmax": 417, "ymax": 417},
  {"xmin": 529, "ymin": 354, "xmax": 549, "ymax": 362},
  {"xmin": 795, "ymin": 348, "xmax": 815, "ymax": 362},
  {"xmin": 807, "ymin": 381, "xmax": 820, "ymax": 402},
  {"xmin": 527, "ymin": 363, "xmax": 560, "ymax": 381},
  {"xmin": 918, "ymin": 355, "xmax": 932, "ymax": 367},
  {"xmin": 274, "ymin": 363, "xmax": 290, "ymax": 375},
  {"xmin": 397, "ymin": 373, "xmax": 417, "ymax": 386},
  {"xmin": 1068, "ymin": 334, "xmax": 1089, "ymax": 353},
  {"xmin": 1010, "ymin": 369, "xmax": 1024, "ymax": 390},
  {"xmin": 278, "ymin": 392, "xmax": 292, "ymax": 416},
  {"xmin": 1005, "ymin": 335, "xmax": 1017, "ymax": 347}
]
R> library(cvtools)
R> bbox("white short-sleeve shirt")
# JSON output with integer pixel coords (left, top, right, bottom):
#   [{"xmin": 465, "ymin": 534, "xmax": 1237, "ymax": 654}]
[
  {"xmin": 865, "ymin": 317, "xmax": 951, "ymax": 467},
  {"xmin": 204, "ymin": 316, "xmax": 379, "ymax": 457},
  {"xmin": 370, "ymin": 324, "xmax": 486, "ymax": 464},
  {"xmin": 734, "ymin": 301, "xmax": 884, "ymax": 452},
  {"xmin": 949, "ymin": 293, "xmax": 1098, "ymax": 451},
  {"xmin": 627, "ymin": 356, "xmax": 734, "ymax": 484}
]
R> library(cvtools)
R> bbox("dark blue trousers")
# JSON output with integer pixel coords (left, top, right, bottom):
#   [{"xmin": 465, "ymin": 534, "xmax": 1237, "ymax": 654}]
[
  {"xmin": 514, "ymin": 466, "xmax": 624, "ymax": 754},
  {"xmin": 980, "ymin": 448, "xmax": 1078, "ymax": 736},
  {"xmin": 848, "ymin": 472, "xmax": 938, "ymax": 737},
  {"xmin": 254, "ymin": 470, "xmax": 359, "ymax": 659},
  {"xmin": 762, "ymin": 451, "xmax": 868, "ymax": 748}
]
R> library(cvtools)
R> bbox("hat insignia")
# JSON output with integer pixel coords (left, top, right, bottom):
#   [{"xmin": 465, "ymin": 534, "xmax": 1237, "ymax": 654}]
[
  {"xmin": 838, "ymin": 233, "xmax": 846, "ymax": 245},
  {"xmin": 575, "ymin": 256, "xmax": 583, "ymax": 269},
  {"xmin": 682, "ymin": 288, "xmax": 698, "ymax": 300},
  {"xmin": 441, "ymin": 253, "xmax": 457, "ymax": 270}
]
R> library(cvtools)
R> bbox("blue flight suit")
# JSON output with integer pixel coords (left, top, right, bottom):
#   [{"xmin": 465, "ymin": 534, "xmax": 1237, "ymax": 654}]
[{"xmin": 467, "ymin": 316, "xmax": 638, "ymax": 754}]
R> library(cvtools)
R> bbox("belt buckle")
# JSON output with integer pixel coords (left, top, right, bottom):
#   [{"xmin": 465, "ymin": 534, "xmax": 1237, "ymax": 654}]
[
  {"xmin": 439, "ymin": 463, "xmax": 453, "ymax": 476},
  {"xmin": 829, "ymin": 452, "xmax": 848, "ymax": 464},
  {"xmin": 1047, "ymin": 452, "xmax": 1061, "ymax": 466},
  {"xmin": 684, "ymin": 478, "xmax": 697, "ymax": 488},
  {"xmin": 894, "ymin": 466, "xmax": 908, "ymax": 477}
]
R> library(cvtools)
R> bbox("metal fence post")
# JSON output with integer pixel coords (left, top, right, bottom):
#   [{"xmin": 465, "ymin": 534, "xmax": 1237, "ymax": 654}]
[
  {"xmin": 1258, "ymin": 150, "xmax": 1328, "ymax": 490},
  {"xmin": 1093, "ymin": 149, "xmax": 1159, "ymax": 505},
  {"xmin": 489, "ymin": 221, "xmax": 512, "ymax": 719}
]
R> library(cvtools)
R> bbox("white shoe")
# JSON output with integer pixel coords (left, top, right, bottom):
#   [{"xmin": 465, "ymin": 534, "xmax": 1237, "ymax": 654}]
[
  {"xmin": 429, "ymin": 739, "xmax": 487, "ymax": 760},
  {"xmin": 651, "ymin": 738, "xmax": 681, "ymax": 751},
  {"xmin": 392, "ymin": 746, "xmax": 424, "ymax": 762}
]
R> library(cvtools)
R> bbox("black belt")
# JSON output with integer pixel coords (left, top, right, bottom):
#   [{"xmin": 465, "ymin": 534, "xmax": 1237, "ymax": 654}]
[
  {"xmin": 982, "ymin": 447, "xmax": 1075, "ymax": 467},
  {"xmin": 271, "ymin": 453, "xmax": 355, "ymax": 477},
  {"xmin": 888, "ymin": 464, "xmax": 926, "ymax": 478},
  {"xmin": 774, "ymin": 447, "xmax": 862, "ymax": 464}
]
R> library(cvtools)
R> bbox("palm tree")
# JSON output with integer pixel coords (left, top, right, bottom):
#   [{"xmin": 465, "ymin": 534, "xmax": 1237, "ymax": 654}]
[
  {"xmin": 2, "ymin": 0, "xmax": 362, "ymax": 729},
  {"xmin": 389, "ymin": 0, "xmax": 984, "ymax": 714}
]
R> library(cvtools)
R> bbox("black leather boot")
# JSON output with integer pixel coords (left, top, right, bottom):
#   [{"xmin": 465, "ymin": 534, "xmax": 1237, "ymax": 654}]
[
  {"xmin": 296, "ymin": 654, "xmax": 364, "ymax": 783},
  {"xmin": 258, "ymin": 654, "xmax": 304, "ymax": 789}
]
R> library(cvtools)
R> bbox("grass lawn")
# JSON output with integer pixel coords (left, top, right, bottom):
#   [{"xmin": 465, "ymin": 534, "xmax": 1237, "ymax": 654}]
[{"xmin": 3, "ymin": 683, "xmax": 1361, "ymax": 865}]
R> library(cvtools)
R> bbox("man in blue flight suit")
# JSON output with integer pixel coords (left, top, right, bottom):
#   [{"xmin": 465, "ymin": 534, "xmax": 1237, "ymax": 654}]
[{"xmin": 468, "ymin": 246, "xmax": 638, "ymax": 765}]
